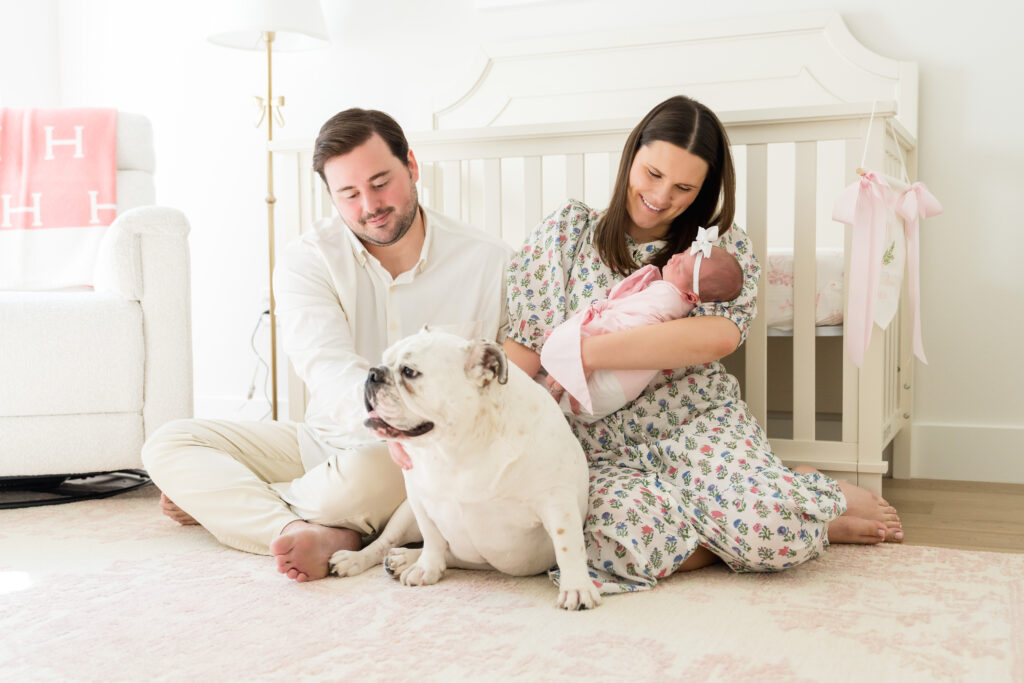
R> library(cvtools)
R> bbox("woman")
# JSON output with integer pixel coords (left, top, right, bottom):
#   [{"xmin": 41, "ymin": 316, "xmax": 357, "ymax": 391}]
[{"xmin": 503, "ymin": 95, "xmax": 902, "ymax": 594}]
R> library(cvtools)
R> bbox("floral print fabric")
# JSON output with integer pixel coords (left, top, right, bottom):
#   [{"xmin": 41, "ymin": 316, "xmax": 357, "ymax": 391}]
[{"xmin": 507, "ymin": 200, "xmax": 846, "ymax": 593}]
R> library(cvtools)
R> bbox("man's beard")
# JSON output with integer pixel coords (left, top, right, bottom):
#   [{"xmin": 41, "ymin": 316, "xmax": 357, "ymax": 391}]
[{"xmin": 358, "ymin": 182, "xmax": 419, "ymax": 247}]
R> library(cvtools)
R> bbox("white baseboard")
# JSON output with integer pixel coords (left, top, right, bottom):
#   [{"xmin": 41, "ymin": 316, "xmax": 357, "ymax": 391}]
[
  {"xmin": 189, "ymin": 401, "xmax": 1023, "ymax": 485},
  {"xmin": 911, "ymin": 423, "xmax": 1024, "ymax": 484},
  {"xmin": 194, "ymin": 395, "xmax": 290, "ymax": 423}
]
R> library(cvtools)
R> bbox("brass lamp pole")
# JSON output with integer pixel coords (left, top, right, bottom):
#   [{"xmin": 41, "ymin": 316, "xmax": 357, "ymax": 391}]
[
  {"xmin": 261, "ymin": 30, "xmax": 280, "ymax": 421},
  {"xmin": 207, "ymin": 0, "xmax": 330, "ymax": 422}
]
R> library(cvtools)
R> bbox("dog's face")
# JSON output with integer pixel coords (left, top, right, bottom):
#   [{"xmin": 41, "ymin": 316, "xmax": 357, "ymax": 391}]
[{"xmin": 364, "ymin": 329, "xmax": 508, "ymax": 440}]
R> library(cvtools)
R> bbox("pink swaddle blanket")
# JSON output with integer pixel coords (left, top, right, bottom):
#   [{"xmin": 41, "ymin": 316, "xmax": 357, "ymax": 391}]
[
  {"xmin": 541, "ymin": 264, "xmax": 694, "ymax": 421},
  {"xmin": 0, "ymin": 108, "xmax": 118, "ymax": 289}
]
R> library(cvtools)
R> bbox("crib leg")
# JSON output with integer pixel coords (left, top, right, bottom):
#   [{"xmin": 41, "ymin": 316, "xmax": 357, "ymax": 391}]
[
  {"xmin": 892, "ymin": 427, "xmax": 912, "ymax": 479},
  {"xmin": 857, "ymin": 472, "xmax": 883, "ymax": 497}
]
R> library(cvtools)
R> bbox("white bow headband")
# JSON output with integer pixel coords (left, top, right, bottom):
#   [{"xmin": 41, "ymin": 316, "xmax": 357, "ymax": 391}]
[{"xmin": 690, "ymin": 226, "xmax": 719, "ymax": 296}]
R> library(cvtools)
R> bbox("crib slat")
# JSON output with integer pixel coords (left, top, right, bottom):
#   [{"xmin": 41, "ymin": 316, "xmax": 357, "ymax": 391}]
[
  {"xmin": 483, "ymin": 158, "xmax": 502, "ymax": 239},
  {"xmin": 304, "ymin": 147, "xmax": 332, "ymax": 225},
  {"xmin": 841, "ymin": 139, "xmax": 861, "ymax": 446},
  {"xmin": 566, "ymin": 154, "xmax": 584, "ymax": 202},
  {"xmin": 608, "ymin": 150, "xmax": 621, "ymax": 196},
  {"xmin": 792, "ymin": 141, "xmax": 817, "ymax": 441},
  {"xmin": 460, "ymin": 161, "xmax": 472, "ymax": 222},
  {"xmin": 441, "ymin": 160, "xmax": 461, "ymax": 221},
  {"xmin": 289, "ymin": 151, "xmax": 317, "ymax": 423},
  {"xmin": 419, "ymin": 162, "xmax": 436, "ymax": 212},
  {"xmin": 524, "ymin": 156, "xmax": 543, "ymax": 239},
  {"xmin": 744, "ymin": 143, "xmax": 768, "ymax": 426},
  {"xmin": 296, "ymin": 150, "xmax": 315, "ymax": 237}
]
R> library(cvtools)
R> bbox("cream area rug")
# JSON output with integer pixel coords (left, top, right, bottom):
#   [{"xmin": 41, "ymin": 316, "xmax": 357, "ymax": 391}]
[{"xmin": 2, "ymin": 485, "xmax": 1022, "ymax": 683}]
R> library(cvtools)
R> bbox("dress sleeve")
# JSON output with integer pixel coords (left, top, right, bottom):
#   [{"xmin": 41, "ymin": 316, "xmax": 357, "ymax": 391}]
[
  {"xmin": 690, "ymin": 224, "xmax": 760, "ymax": 346},
  {"xmin": 506, "ymin": 200, "xmax": 594, "ymax": 354}
]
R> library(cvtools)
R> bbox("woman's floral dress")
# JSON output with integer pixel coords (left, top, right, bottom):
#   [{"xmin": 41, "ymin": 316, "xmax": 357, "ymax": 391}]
[{"xmin": 507, "ymin": 200, "xmax": 846, "ymax": 594}]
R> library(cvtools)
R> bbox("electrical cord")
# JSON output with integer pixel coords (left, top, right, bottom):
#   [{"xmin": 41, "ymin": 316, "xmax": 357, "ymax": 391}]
[{"xmin": 236, "ymin": 309, "xmax": 273, "ymax": 421}]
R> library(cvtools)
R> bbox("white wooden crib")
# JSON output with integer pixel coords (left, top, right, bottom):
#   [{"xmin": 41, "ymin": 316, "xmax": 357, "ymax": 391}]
[{"xmin": 273, "ymin": 12, "xmax": 920, "ymax": 495}]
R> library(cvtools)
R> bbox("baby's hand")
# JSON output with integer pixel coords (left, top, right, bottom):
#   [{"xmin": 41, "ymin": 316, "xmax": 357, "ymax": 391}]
[{"xmin": 545, "ymin": 376, "xmax": 583, "ymax": 415}]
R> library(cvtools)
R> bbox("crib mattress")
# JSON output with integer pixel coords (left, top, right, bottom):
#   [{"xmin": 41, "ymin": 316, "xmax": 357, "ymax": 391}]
[{"xmin": 764, "ymin": 247, "xmax": 844, "ymax": 332}]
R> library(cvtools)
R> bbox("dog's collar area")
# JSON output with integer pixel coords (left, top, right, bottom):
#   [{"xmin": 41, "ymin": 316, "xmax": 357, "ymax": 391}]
[{"xmin": 364, "ymin": 414, "xmax": 434, "ymax": 439}]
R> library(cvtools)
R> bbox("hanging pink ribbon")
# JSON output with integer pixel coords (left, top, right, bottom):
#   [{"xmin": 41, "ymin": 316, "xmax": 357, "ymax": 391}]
[
  {"xmin": 832, "ymin": 171, "xmax": 893, "ymax": 367},
  {"xmin": 894, "ymin": 181, "xmax": 942, "ymax": 364}
]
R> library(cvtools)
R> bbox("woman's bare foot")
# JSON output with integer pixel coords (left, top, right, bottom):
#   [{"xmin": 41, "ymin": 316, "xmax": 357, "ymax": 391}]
[
  {"xmin": 827, "ymin": 516, "xmax": 887, "ymax": 544},
  {"xmin": 270, "ymin": 521, "xmax": 361, "ymax": 582},
  {"xmin": 792, "ymin": 466, "xmax": 904, "ymax": 543},
  {"xmin": 676, "ymin": 545, "xmax": 721, "ymax": 572},
  {"xmin": 159, "ymin": 492, "xmax": 199, "ymax": 526}
]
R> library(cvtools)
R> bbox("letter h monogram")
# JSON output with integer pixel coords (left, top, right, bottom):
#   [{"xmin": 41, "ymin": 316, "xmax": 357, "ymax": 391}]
[
  {"xmin": 44, "ymin": 125, "xmax": 86, "ymax": 160},
  {"xmin": 2, "ymin": 193, "xmax": 44, "ymax": 227}
]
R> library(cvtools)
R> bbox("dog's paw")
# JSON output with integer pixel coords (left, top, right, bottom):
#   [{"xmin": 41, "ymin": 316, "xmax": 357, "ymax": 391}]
[
  {"xmin": 556, "ymin": 576, "xmax": 602, "ymax": 611},
  {"xmin": 329, "ymin": 549, "xmax": 374, "ymax": 577},
  {"xmin": 399, "ymin": 559, "xmax": 444, "ymax": 587},
  {"xmin": 384, "ymin": 547, "xmax": 422, "ymax": 579}
]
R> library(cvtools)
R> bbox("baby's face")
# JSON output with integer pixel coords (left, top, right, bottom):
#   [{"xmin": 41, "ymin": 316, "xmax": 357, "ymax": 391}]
[{"xmin": 662, "ymin": 249, "xmax": 697, "ymax": 292}]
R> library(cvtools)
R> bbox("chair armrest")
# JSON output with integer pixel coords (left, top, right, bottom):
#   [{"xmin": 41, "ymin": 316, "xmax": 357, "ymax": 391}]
[
  {"xmin": 93, "ymin": 205, "xmax": 194, "ymax": 436},
  {"xmin": 93, "ymin": 206, "xmax": 190, "ymax": 298}
]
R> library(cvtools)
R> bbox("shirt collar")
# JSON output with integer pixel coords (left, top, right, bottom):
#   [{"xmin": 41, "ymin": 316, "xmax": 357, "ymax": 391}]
[
  {"xmin": 416, "ymin": 206, "xmax": 434, "ymax": 273},
  {"xmin": 338, "ymin": 206, "xmax": 432, "ymax": 275},
  {"xmin": 339, "ymin": 217, "xmax": 371, "ymax": 267}
]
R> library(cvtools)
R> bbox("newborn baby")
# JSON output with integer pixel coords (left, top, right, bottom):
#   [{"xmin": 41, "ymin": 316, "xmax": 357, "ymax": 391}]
[{"xmin": 541, "ymin": 231, "xmax": 742, "ymax": 423}]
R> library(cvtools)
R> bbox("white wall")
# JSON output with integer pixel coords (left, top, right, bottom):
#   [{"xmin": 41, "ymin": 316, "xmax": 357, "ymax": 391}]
[
  {"xmin": 0, "ymin": 1, "xmax": 60, "ymax": 106},
  {"xmin": 3, "ymin": 0, "xmax": 1022, "ymax": 483}
]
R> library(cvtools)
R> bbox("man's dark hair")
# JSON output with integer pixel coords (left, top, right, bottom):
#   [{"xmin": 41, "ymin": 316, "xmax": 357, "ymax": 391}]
[{"xmin": 312, "ymin": 108, "xmax": 410, "ymax": 186}]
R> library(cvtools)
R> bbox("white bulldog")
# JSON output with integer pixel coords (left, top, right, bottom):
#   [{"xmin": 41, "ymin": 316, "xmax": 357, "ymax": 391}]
[{"xmin": 329, "ymin": 329, "xmax": 601, "ymax": 610}]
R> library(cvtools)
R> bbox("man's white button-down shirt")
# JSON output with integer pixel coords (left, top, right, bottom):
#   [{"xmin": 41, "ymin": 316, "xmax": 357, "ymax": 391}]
[{"xmin": 274, "ymin": 206, "xmax": 513, "ymax": 470}]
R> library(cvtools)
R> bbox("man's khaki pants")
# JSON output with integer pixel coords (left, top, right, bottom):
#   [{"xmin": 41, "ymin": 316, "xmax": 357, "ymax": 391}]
[{"xmin": 141, "ymin": 419, "xmax": 406, "ymax": 555}]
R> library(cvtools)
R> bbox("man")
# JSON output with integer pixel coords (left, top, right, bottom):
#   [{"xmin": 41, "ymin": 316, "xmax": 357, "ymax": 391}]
[{"xmin": 142, "ymin": 108, "xmax": 512, "ymax": 582}]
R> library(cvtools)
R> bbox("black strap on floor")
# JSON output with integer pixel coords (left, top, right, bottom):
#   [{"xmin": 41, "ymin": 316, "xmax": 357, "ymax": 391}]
[{"xmin": 0, "ymin": 469, "xmax": 152, "ymax": 509}]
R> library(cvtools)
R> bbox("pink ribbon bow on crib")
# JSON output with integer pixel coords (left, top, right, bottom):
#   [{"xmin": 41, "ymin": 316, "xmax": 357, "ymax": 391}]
[
  {"xmin": 895, "ymin": 181, "xmax": 943, "ymax": 363},
  {"xmin": 832, "ymin": 171, "xmax": 892, "ymax": 368},
  {"xmin": 832, "ymin": 171, "xmax": 942, "ymax": 367}
]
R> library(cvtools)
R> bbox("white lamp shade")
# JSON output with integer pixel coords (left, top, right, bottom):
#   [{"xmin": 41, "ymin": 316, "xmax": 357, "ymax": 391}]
[{"xmin": 207, "ymin": 0, "xmax": 330, "ymax": 51}]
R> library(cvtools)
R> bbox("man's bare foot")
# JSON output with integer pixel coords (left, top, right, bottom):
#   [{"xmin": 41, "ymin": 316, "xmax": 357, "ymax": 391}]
[
  {"xmin": 270, "ymin": 521, "xmax": 361, "ymax": 583},
  {"xmin": 159, "ymin": 492, "xmax": 199, "ymax": 526},
  {"xmin": 792, "ymin": 466, "xmax": 904, "ymax": 543}
]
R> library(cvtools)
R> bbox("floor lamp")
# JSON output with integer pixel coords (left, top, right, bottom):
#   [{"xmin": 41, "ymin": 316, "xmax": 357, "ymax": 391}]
[{"xmin": 208, "ymin": 1, "xmax": 330, "ymax": 420}]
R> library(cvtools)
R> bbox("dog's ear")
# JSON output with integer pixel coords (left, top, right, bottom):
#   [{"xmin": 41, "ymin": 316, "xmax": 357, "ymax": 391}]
[
  {"xmin": 420, "ymin": 324, "xmax": 431, "ymax": 334},
  {"xmin": 465, "ymin": 340, "xmax": 508, "ymax": 387}
]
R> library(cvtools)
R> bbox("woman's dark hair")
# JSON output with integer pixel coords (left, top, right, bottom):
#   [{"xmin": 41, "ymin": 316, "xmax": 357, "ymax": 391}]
[
  {"xmin": 595, "ymin": 95, "xmax": 736, "ymax": 275},
  {"xmin": 312, "ymin": 108, "xmax": 410, "ymax": 186}
]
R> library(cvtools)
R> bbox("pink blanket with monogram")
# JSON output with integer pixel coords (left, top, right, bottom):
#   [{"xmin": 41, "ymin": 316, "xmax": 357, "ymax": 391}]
[{"xmin": 0, "ymin": 108, "xmax": 117, "ymax": 289}]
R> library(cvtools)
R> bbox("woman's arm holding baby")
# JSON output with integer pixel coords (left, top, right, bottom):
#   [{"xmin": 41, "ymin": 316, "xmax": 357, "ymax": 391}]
[
  {"xmin": 503, "ymin": 315, "xmax": 739, "ymax": 379},
  {"xmin": 580, "ymin": 314, "xmax": 740, "ymax": 373},
  {"xmin": 503, "ymin": 339, "xmax": 542, "ymax": 377}
]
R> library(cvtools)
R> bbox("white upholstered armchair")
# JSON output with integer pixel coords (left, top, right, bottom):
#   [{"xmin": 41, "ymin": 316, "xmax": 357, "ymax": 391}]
[{"xmin": 0, "ymin": 112, "xmax": 193, "ymax": 480}]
